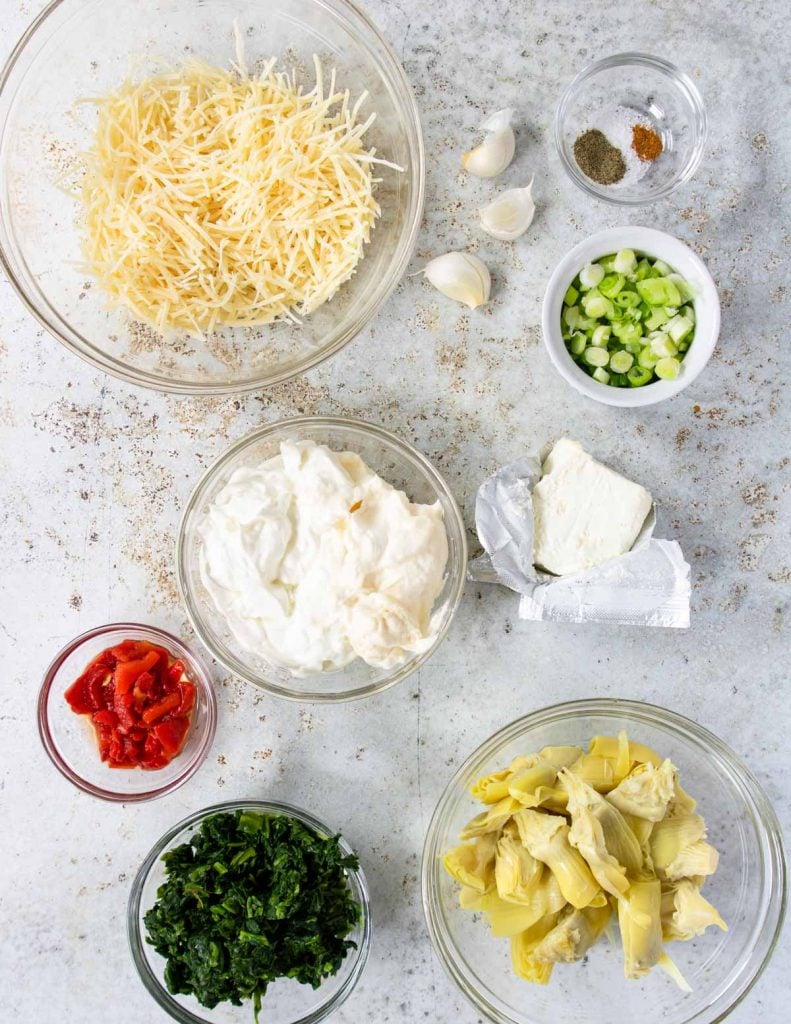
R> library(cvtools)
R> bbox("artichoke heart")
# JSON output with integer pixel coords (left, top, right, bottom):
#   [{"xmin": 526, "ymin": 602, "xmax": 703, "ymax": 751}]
[
  {"xmin": 566, "ymin": 752, "xmax": 618, "ymax": 793},
  {"xmin": 443, "ymin": 730, "xmax": 727, "ymax": 990},
  {"xmin": 443, "ymin": 833, "xmax": 497, "ymax": 893},
  {"xmin": 471, "ymin": 755, "xmax": 535, "ymax": 804},
  {"xmin": 531, "ymin": 902, "xmax": 612, "ymax": 964},
  {"xmin": 608, "ymin": 759, "xmax": 677, "ymax": 822},
  {"xmin": 507, "ymin": 758, "xmax": 559, "ymax": 805},
  {"xmin": 618, "ymin": 877, "xmax": 664, "ymax": 979},
  {"xmin": 661, "ymin": 879, "xmax": 727, "ymax": 942},
  {"xmin": 537, "ymin": 745, "xmax": 584, "ymax": 770},
  {"xmin": 463, "ymin": 869, "xmax": 566, "ymax": 937},
  {"xmin": 589, "ymin": 732, "xmax": 663, "ymax": 769},
  {"xmin": 650, "ymin": 814, "xmax": 719, "ymax": 881},
  {"xmin": 510, "ymin": 912, "xmax": 564, "ymax": 984},
  {"xmin": 495, "ymin": 824, "xmax": 543, "ymax": 902},
  {"xmin": 514, "ymin": 808, "xmax": 601, "ymax": 909},
  {"xmin": 559, "ymin": 768, "xmax": 643, "ymax": 896},
  {"xmin": 667, "ymin": 778, "xmax": 698, "ymax": 818},
  {"xmin": 460, "ymin": 795, "xmax": 522, "ymax": 839}
]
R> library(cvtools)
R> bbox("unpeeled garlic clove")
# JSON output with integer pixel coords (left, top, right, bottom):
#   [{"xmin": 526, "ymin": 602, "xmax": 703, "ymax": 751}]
[
  {"xmin": 462, "ymin": 108, "xmax": 516, "ymax": 178},
  {"xmin": 422, "ymin": 252, "xmax": 491, "ymax": 309},
  {"xmin": 479, "ymin": 178, "xmax": 535, "ymax": 241}
]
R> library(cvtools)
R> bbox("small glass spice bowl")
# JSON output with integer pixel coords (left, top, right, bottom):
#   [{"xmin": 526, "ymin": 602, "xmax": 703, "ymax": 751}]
[
  {"xmin": 38, "ymin": 623, "xmax": 217, "ymax": 802},
  {"xmin": 128, "ymin": 799, "xmax": 371, "ymax": 1024},
  {"xmin": 556, "ymin": 53, "xmax": 707, "ymax": 205}
]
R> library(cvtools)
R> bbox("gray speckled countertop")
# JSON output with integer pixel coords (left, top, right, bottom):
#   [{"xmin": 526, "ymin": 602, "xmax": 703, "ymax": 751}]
[{"xmin": 1, "ymin": 0, "xmax": 788, "ymax": 1021}]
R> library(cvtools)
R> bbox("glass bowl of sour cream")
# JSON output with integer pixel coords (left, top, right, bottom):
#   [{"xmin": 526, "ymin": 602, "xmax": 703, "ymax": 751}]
[{"xmin": 176, "ymin": 416, "xmax": 467, "ymax": 701}]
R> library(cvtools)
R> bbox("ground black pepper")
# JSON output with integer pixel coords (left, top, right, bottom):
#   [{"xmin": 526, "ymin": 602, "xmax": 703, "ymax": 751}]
[{"xmin": 573, "ymin": 128, "xmax": 626, "ymax": 185}]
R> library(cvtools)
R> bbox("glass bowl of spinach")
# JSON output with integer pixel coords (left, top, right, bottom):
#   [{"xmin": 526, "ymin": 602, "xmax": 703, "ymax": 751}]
[{"xmin": 128, "ymin": 800, "xmax": 371, "ymax": 1023}]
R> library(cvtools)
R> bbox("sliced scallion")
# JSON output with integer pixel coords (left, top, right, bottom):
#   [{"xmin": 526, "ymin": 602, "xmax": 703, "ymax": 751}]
[
  {"xmin": 560, "ymin": 251, "xmax": 695, "ymax": 390},
  {"xmin": 583, "ymin": 346, "xmax": 609, "ymax": 368},
  {"xmin": 610, "ymin": 350, "xmax": 634, "ymax": 373}
]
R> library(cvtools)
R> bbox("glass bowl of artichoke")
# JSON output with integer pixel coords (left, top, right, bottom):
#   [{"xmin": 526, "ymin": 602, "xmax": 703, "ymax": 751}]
[{"xmin": 421, "ymin": 699, "xmax": 785, "ymax": 1024}]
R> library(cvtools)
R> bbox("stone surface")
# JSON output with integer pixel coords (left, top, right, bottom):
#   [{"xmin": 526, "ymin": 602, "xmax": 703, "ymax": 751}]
[{"xmin": 0, "ymin": 0, "xmax": 788, "ymax": 1022}]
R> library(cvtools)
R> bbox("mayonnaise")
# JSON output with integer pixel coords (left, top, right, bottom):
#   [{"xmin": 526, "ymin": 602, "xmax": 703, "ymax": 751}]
[{"xmin": 198, "ymin": 440, "xmax": 449, "ymax": 675}]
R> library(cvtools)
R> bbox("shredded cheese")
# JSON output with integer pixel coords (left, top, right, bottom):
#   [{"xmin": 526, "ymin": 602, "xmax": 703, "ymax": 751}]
[{"xmin": 80, "ymin": 55, "xmax": 389, "ymax": 333}]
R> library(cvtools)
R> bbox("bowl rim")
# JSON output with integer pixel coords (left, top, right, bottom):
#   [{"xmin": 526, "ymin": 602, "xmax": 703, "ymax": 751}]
[
  {"xmin": 0, "ymin": 0, "xmax": 426, "ymax": 395},
  {"xmin": 542, "ymin": 225, "xmax": 720, "ymax": 408},
  {"xmin": 127, "ymin": 798, "xmax": 372, "ymax": 1024},
  {"xmin": 37, "ymin": 621, "xmax": 218, "ymax": 802},
  {"xmin": 554, "ymin": 51, "xmax": 708, "ymax": 207},
  {"xmin": 422, "ymin": 697, "xmax": 787, "ymax": 1024},
  {"xmin": 176, "ymin": 414, "xmax": 469, "ymax": 702}
]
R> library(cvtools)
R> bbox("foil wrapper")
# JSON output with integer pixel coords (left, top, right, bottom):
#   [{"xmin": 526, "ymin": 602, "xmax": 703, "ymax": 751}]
[{"xmin": 468, "ymin": 455, "xmax": 691, "ymax": 628}]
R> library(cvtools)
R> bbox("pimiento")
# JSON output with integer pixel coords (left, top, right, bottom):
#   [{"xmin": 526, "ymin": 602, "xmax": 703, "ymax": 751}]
[{"xmin": 64, "ymin": 638, "xmax": 195, "ymax": 769}]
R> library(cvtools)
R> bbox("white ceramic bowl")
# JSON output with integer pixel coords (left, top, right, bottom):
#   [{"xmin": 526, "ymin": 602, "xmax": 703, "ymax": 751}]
[{"xmin": 542, "ymin": 227, "xmax": 720, "ymax": 407}]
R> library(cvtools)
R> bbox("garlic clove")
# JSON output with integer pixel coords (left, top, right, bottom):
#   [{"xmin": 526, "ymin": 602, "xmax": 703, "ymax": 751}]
[
  {"xmin": 479, "ymin": 178, "xmax": 535, "ymax": 241},
  {"xmin": 422, "ymin": 252, "xmax": 491, "ymax": 309},
  {"xmin": 479, "ymin": 108, "xmax": 514, "ymax": 133},
  {"xmin": 462, "ymin": 108, "xmax": 516, "ymax": 178}
]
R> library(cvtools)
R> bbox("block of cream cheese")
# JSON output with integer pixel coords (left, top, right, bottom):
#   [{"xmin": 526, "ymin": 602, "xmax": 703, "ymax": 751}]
[{"xmin": 532, "ymin": 438, "xmax": 652, "ymax": 576}]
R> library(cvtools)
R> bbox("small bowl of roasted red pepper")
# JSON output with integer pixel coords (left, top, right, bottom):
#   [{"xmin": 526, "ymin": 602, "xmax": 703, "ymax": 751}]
[{"xmin": 38, "ymin": 623, "xmax": 217, "ymax": 801}]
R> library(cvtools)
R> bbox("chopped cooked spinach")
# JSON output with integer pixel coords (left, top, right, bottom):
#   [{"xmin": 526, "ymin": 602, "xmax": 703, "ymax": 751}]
[{"xmin": 144, "ymin": 810, "xmax": 361, "ymax": 1019}]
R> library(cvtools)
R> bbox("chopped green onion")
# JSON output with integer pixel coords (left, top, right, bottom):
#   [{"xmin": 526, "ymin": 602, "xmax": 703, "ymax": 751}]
[
  {"xmin": 627, "ymin": 365, "xmax": 653, "ymax": 387},
  {"xmin": 645, "ymin": 308, "xmax": 670, "ymax": 331},
  {"xmin": 599, "ymin": 273, "xmax": 625, "ymax": 298},
  {"xmin": 610, "ymin": 350, "xmax": 634, "ymax": 373},
  {"xmin": 650, "ymin": 335, "xmax": 678, "ymax": 359},
  {"xmin": 582, "ymin": 292, "xmax": 614, "ymax": 319},
  {"xmin": 655, "ymin": 356, "xmax": 681, "ymax": 380},
  {"xmin": 579, "ymin": 263, "xmax": 605, "ymax": 289},
  {"xmin": 612, "ymin": 322, "xmax": 643, "ymax": 344},
  {"xmin": 667, "ymin": 314, "xmax": 694, "ymax": 343},
  {"xmin": 667, "ymin": 273, "xmax": 695, "ymax": 302},
  {"xmin": 563, "ymin": 305, "xmax": 580, "ymax": 329},
  {"xmin": 560, "ymin": 251, "xmax": 695, "ymax": 390},
  {"xmin": 583, "ymin": 346, "xmax": 609, "ymax": 368},
  {"xmin": 637, "ymin": 347, "xmax": 659, "ymax": 369},
  {"xmin": 564, "ymin": 284, "xmax": 579, "ymax": 306},
  {"xmin": 636, "ymin": 277, "xmax": 682, "ymax": 308},
  {"xmin": 613, "ymin": 249, "xmax": 637, "ymax": 275}
]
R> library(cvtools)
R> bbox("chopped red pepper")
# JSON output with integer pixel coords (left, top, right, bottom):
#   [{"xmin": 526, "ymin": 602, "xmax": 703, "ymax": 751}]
[
  {"xmin": 141, "ymin": 692, "xmax": 181, "ymax": 725},
  {"xmin": 64, "ymin": 639, "xmax": 197, "ymax": 770}
]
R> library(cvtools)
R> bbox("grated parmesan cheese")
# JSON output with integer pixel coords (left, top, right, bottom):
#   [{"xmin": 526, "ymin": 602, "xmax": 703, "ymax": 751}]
[{"xmin": 80, "ymin": 54, "xmax": 392, "ymax": 334}]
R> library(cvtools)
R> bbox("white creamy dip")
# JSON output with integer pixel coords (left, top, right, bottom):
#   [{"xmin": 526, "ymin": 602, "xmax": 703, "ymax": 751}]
[{"xmin": 198, "ymin": 440, "xmax": 449, "ymax": 675}]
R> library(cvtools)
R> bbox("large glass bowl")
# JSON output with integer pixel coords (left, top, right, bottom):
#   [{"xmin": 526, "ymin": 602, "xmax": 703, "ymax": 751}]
[
  {"xmin": 38, "ymin": 623, "xmax": 217, "ymax": 802},
  {"xmin": 555, "ymin": 53, "xmax": 706, "ymax": 206},
  {"xmin": 176, "ymin": 416, "xmax": 468, "ymax": 702},
  {"xmin": 0, "ymin": 0, "xmax": 423, "ymax": 393},
  {"xmin": 422, "ymin": 699, "xmax": 786, "ymax": 1024},
  {"xmin": 128, "ymin": 799, "xmax": 371, "ymax": 1024}
]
